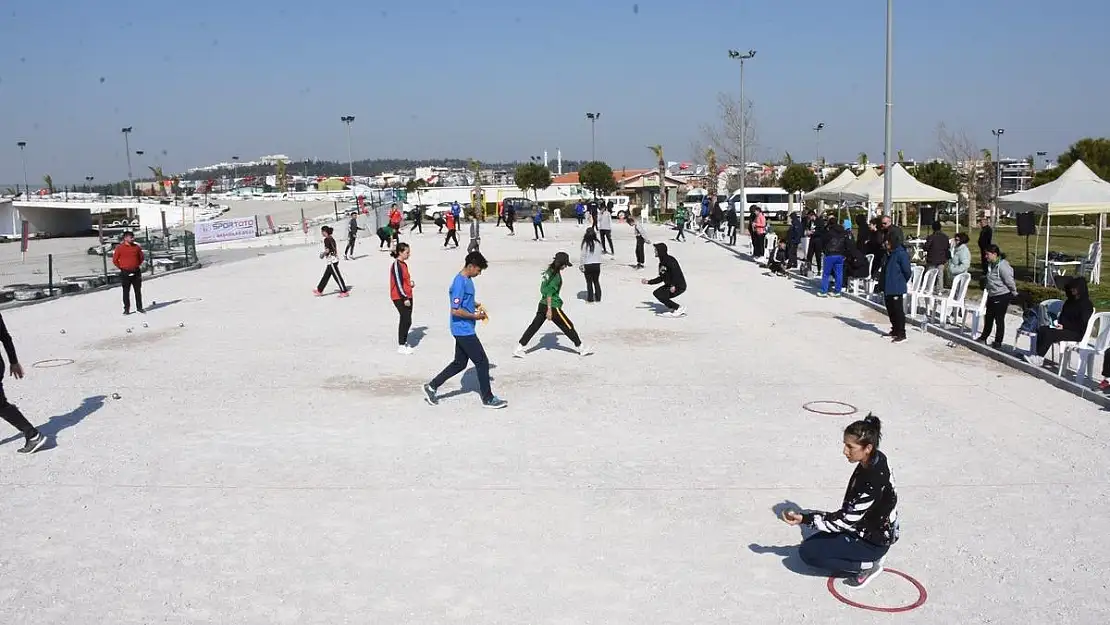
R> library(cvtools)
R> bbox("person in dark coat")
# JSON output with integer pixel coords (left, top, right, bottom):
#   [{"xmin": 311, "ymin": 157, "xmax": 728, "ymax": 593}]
[
  {"xmin": 1024, "ymin": 277, "xmax": 1093, "ymax": 367},
  {"xmin": 923, "ymin": 221, "xmax": 951, "ymax": 293}
]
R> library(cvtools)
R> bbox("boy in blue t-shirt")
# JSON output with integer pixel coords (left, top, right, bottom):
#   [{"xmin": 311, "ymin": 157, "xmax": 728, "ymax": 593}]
[{"xmin": 423, "ymin": 252, "xmax": 507, "ymax": 409}]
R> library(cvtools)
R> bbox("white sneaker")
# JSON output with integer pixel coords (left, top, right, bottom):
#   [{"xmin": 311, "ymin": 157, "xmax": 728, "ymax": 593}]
[
  {"xmin": 673, "ymin": 307, "xmax": 687, "ymax": 317},
  {"xmin": 1022, "ymin": 354, "xmax": 1044, "ymax": 366},
  {"xmin": 577, "ymin": 344, "xmax": 593, "ymax": 356},
  {"xmin": 512, "ymin": 345, "xmax": 527, "ymax": 358},
  {"xmin": 398, "ymin": 345, "xmax": 414, "ymax": 355}
]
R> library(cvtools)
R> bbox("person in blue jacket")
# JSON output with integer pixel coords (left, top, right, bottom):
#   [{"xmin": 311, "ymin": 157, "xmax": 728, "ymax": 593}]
[
  {"xmin": 451, "ymin": 201, "xmax": 462, "ymax": 222},
  {"xmin": 880, "ymin": 228, "xmax": 913, "ymax": 344},
  {"xmin": 575, "ymin": 200, "xmax": 586, "ymax": 226},
  {"xmin": 532, "ymin": 207, "xmax": 545, "ymax": 241}
]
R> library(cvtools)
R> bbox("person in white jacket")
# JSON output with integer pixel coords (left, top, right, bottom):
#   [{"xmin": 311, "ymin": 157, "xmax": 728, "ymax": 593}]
[
  {"xmin": 579, "ymin": 228, "xmax": 604, "ymax": 302},
  {"xmin": 946, "ymin": 232, "xmax": 971, "ymax": 281}
]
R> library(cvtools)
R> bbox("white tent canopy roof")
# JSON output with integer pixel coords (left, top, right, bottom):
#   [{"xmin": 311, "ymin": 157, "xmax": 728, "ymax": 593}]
[
  {"xmin": 831, "ymin": 167, "xmax": 879, "ymax": 201},
  {"xmin": 996, "ymin": 159, "xmax": 1110, "ymax": 216},
  {"xmin": 839, "ymin": 163, "xmax": 957, "ymax": 204},
  {"xmin": 806, "ymin": 168, "xmax": 857, "ymax": 201}
]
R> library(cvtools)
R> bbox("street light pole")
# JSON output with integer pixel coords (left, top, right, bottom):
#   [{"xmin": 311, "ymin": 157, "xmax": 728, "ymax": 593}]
[
  {"xmin": 728, "ymin": 48, "xmax": 756, "ymax": 226},
  {"xmin": 992, "ymin": 127, "xmax": 1005, "ymax": 226},
  {"xmin": 122, "ymin": 126, "xmax": 134, "ymax": 196},
  {"xmin": 341, "ymin": 115, "xmax": 355, "ymax": 184},
  {"xmin": 882, "ymin": 0, "xmax": 894, "ymax": 218},
  {"xmin": 585, "ymin": 112, "xmax": 600, "ymax": 160},
  {"xmin": 16, "ymin": 141, "xmax": 28, "ymax": 199},
  {"xmin": 813, "ymin": 122, "xmax": 825, "ymax": 181}
]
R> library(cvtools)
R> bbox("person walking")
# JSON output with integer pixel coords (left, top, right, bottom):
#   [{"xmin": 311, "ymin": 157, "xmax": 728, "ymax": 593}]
[
  {"xmin": 343, "ymin": 212, "xmax": 363, "ymax": 260},
  {"xmin": 409, "ymin": 205, "xmax": 423, "ymax": 233},
  {"xmin": 924, "ymin": 221, "xmax": 951, "ymax": 293},
  {"xmin": 598, "ymin": 202, "xmax": 614, "ymax": 254},
  {"xmin": 532, "ymin": 207, "xmax": 545, "ymax": 241},
  {"xmin": 782, "ymin": 415, "xmax": 899, "ymax": 589},
  {"xmin": 113, "ymin": 230, "xmax": 145, "ymax": 315},
  {"xmin": 513, "ymin": 252, "xmax": 593, "ymax": 358},
  {"xmin": 422, "ymin": 252, "xmax": 507, "ymax": 409},
  {"xmin": 976, "ymin": 244, "xmax": 1018, "ymax": 349},
  {"xmin": 880, "ymin": 229, "xmax": 912, "ymax": 343},
  {"xmin": 819, "ymin": 219, "xmax": 849, "ymax": 297},
  {"xmin": 642, "ymin": 242, "xmax": 687, "ymax": 317},
  {"xmin": 467, "ymin": 208, "xmax": 482, "ymax": 253},
  {"xmin": 0, "ymin": 313, "xmax": 46, "ymax": 454},
  {"xmin": 726, "ymin": 204, "xmax": 739, "ymax": 246},
  {"xmin": 495, "ymin": 201, "xmax": 506, "ymax": 228},
  {"xmin": 787, "ymin": 212, "xmax": 804, "ymax": 269},
  {"xmin": 805, "ymin": 212, "xmax": 826, "ymax": 277},
  {"xmin": 390, "ymin": 243, "xmax": 416, "ymax": 354},
  {"xmin": 443, "ymin": 211, "xmax": 459, "ymax": 248},
  {"xmin": 505, "ymin": 201, "xmax": 516, "ymax": 235},
  {"xmin": 314, "ymin": 226, "xmax": 350, "ymax": 297},
  {"xmin": 575, "ymin": 200, "xmax": 586, "ymax": 226},
  {"xmin": 710, "ymin": 200, "xmax": 724, "ymax": 239},
  {"xmin": 580, "ymin": 228, "xmax": 603, "ymax": 303},
  {"xmin": 626, "ymin": 214, "xmax": 649, "ymax": 269},
  {"xmin": 673, "ymin": 204, "xmax": 688, "ymax": 242}
]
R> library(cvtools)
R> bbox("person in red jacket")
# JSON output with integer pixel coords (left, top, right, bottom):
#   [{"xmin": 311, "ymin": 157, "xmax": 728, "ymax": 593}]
[
  {"xmin": 390, "ymin": 242, "xmax": 416, "ymax": 354},
  {"xmin": 443, "ymin": 211, "xmax": 459, "ymax": 248},
  {"xmin": 112, "ymin": 231, "xmax": 145, "ymax": 315},
  {"xmin": 388, "ymin": 203, "xmax": 403, "ymax": 230}
]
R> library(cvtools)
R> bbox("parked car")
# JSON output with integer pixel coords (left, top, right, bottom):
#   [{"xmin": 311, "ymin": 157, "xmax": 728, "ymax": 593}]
[
  {"xmin": 425, "ymin": 201, "xmax": 472, "ymax": 220},
  {"xmin": 500, "ymin": 197, "xmax": 537, "ymax": 221}
]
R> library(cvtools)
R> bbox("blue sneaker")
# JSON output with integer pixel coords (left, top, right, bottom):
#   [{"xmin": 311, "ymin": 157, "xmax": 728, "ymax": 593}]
[
  {"xmin": 422, "ymin": 383, "xmax": 439, "ymax": 406},
  {"xmin": 483, "ymin": 396, "xmax": 508, "ymax": 409}
]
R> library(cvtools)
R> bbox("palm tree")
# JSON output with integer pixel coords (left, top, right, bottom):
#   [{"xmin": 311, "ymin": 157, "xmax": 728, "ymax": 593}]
[
  {"xmin": 148, "ymin": 165, "xmax": 166, "ymax": 196},
  {"xmin": 42, "ymin": 174, "xmax": 54, "ymax": 194},
  {"xmin": 648, "ymin": 145, "xmax": 665, "ymax": 214},
  {"xmin": 857, "ymin": 152, "xmax": 868, "ymax": 168}
]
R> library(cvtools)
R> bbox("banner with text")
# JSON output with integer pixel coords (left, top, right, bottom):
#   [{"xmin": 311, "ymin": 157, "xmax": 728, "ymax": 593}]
[{"xmin": 195, "ymin": 216, "xmax": 258, "ymax": 244}]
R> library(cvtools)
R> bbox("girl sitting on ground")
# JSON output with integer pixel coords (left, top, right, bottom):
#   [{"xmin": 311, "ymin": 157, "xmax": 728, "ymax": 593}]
[{"xmin": 782, "ymin": 414, "xmax": 899, "ymax": 589}]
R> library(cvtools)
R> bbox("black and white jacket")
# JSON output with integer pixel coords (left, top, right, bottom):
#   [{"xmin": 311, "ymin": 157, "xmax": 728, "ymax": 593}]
[{"xmin": 802, "ymin": 449, "xmax": 900, "ymax": 546}]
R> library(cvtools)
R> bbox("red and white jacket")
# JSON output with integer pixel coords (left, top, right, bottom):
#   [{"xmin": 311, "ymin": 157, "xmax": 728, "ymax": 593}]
[{"xmin": 390, "ymin": 260, "xmax": 413, "ymax": 301}]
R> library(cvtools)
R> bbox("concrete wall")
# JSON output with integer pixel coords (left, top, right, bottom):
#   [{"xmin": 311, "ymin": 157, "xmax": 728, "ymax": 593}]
[
  {"xmin": 19, "ymin": 205, "xmax": 94, "ymax": 236},
  {"xmin": 0, "ymin": 200, "xmax": 13, "ymax": 236}
]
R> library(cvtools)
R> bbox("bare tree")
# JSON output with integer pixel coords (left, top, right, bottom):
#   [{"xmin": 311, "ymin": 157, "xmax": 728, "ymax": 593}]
[
  {"xmin": 700, "ymin": 92, "xmax": 758, "ymax": 167},
  {"xmin": 937, "ymin": 123, "xmax": 991, "ymax": 228}
]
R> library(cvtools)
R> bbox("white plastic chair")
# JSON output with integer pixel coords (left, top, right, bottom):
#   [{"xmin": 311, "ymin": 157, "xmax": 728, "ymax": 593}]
[
  {"xmin": 934, "ymin": 272, "xmax": 972, "ymax": 327},
  {"xmin": 1078, "ymin": 242, "xmax": 1101, "ymax": 282},
  {"xmin": 1016, "ymin": 299, "xmax": 1062, "ymax": 356},
  {"xmin": 863, "ymin": 254, "xmax": 876, "ymax": 297},
  {"xmin": 903, "ymin": 265, "xmax": 925, "ymax": 313},
  {"xmin": 1058, "ymin": 312, "xmax": 1110, "ymax": 383},
  {"xmin": 911, "ymin": 268, "xmax": 940, "ymax": 320},
  {"xmin": 964, "ymin": 289, "xmax": 990, "ymax": 337}
]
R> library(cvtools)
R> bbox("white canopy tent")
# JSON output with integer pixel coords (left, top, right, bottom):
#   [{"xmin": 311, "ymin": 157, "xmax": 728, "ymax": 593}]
[
  {"xmin": 833, "ymin": 167, "xmax": 879, "ymax": 202},
  {"xmin": 997, "ymin": 159, "xmax": 1110, "ymax": 285},
  {"xmin": 806, "ymin": 168, "xmax": 857, "ymax": 201},
  {"xmin": 839, "ymin": 163, "xmax": 958, "ymax": 204}
]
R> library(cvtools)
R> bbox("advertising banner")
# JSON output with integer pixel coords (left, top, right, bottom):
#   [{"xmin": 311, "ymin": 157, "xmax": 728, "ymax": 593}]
[{"xmin": 195, "ymin": 216, "xmax": 258, "ymax": 244}]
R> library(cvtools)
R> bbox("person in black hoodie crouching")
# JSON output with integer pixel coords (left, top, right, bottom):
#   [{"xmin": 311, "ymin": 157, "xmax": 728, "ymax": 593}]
[
  {"xmin": 782, "ymin": 415, "xmax": 899, "ymax": 589},
  {"xmin": 767, "ymin": 239, "xmax": 789, "ymax": 276},
  {"xmin": 642, "ymin": 242, "xmax": 687, "ymax": 317}
]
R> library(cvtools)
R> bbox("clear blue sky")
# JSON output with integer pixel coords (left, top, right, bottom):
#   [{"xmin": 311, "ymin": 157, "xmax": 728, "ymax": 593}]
[{"xmin": 1, "ymin": 0, "xmax": 1107, "ymax": 184}]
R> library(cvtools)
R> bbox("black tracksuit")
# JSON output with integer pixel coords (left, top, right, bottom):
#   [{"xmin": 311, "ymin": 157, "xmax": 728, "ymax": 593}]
[
  {"xmin": 344, "ymin": 217, "xmax": 362, "ymax": 257},
  {"xmin": 977, "ymin": 225, "xmax": 993, "ymax": 276},
  {"xmin": 0, "ymin": 314, "xmax": 38, "ymax": 443},
  {"xmin": 647, "ymin": 250, "xmax": 687, "ymax": 310}
]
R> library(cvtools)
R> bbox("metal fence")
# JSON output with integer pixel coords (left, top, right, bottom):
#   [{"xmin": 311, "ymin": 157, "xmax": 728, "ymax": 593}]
[{"xmin": 0, "ymin": 229, "xmax": 198, "ymax": 306}]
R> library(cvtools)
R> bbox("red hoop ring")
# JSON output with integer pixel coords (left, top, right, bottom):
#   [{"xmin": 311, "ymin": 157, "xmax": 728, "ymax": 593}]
[
  {"xmin": 826, "ymin": 568, "xmax": 928, "ymax": 613},
  {"xmin": 802, "ymin": 401, "xmax": 858, "ymax": 416}
]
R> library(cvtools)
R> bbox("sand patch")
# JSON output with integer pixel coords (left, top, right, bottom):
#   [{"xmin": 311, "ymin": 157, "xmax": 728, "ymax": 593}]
[
  {"xmin": 923, "ymin": 344, "xmax": 1015, "ymax": 375},
  {"xmin": 322, "ymin": 374, "xmax": 426, "ymax": 397},
  {"xmin": 85, "ymin": 327, "xmax": 185, "ymax": 351}
]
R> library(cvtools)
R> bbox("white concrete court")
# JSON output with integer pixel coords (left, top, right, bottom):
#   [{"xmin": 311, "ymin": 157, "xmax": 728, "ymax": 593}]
[{"xmin": 1, "ymin": 220, "xmax": 1108, "ymax": 624}]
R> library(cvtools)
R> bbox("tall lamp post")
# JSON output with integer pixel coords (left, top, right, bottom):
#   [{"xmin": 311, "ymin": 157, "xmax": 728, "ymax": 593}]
[
  {"xmin": 85, "ymin": 176, "xmax": 94, "ymax": 193},
  {"xmin": 727, "ymin": 48, "xmax": 756, "ymax": 226},
  {"xmin": 585, "ymin": 112, "xmax": 600, "ymax": 160},
  {"xmin": 121, "ymin": 126, "xmax": 134, "ymax": 196},
  {"xmin": 991, "ymin": 127, "xmax": 1005, "ymax": 225},
  {"xmin": 340, "ymin": 115, "xmax": 355, "ymax": 183},
  {"xmin": 16, "ymin": 141, "xmax": 29, "ymax": 199},
  {"xmin": 881, "ymin": 0, "xmax": 893, "ymax": 217},
  {"xmin": 813, "ymin": 122, "xmax": 825, "ymax": 181}
]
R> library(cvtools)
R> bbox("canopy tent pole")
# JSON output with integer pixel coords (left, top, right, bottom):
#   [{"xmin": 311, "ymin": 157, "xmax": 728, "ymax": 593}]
[{"xmin": 1043, "ymin": 213, "xmax": 1052, "ymax": 287}]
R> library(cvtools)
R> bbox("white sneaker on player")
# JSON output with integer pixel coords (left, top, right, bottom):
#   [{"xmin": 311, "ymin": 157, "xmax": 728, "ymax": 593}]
[
  {"xmin": 512, "ymin": 345, "xmax": 527, "ymax": 358},
  {"xmin": 577, "ymin": 344, "xmax": 593, "ymax": 356},
  {"xmin": 398, "ymin": 345, "xmax": 414, "ymax": 355}
]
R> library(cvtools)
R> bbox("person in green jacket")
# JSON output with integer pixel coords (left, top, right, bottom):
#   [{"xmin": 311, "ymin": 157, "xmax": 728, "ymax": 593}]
[
  {"xmin": 513, "ymin": 252, "xmax": 593, "ymax": 358},
  {"xmin": 673, "ymin": 205, "xmax": 688, "ymax": 242}
]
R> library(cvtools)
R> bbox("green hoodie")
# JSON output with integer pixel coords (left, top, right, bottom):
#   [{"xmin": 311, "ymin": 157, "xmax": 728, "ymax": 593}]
[{"xmin": 539, "ymin": 269, "xmax": 563, "ymax": 309}]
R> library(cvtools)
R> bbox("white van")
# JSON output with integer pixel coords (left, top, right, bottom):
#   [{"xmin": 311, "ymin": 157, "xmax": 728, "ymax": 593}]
[
  {"xmin": 726, "ymin": 187, "xmax": 798, "ymax": 221},
  {"xmin": 599, "ymin": 195, "xmax": 632, "ymax": 218}
]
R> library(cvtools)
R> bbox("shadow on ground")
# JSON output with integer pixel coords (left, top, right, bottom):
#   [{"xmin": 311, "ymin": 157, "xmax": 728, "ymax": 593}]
[
  {"xmin": 0, "ymin": 395, "xmax": 106, "ymax": 451},
  {"xmin": 747, "ymin": 500, "xmax": 827, "ymax": 578}
]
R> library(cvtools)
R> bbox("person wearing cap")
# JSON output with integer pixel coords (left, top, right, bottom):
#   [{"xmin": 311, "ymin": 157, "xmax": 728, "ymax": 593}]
[{"xmin": 513, "ymin": 252, "xmax": 593, "ymax": 358}]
